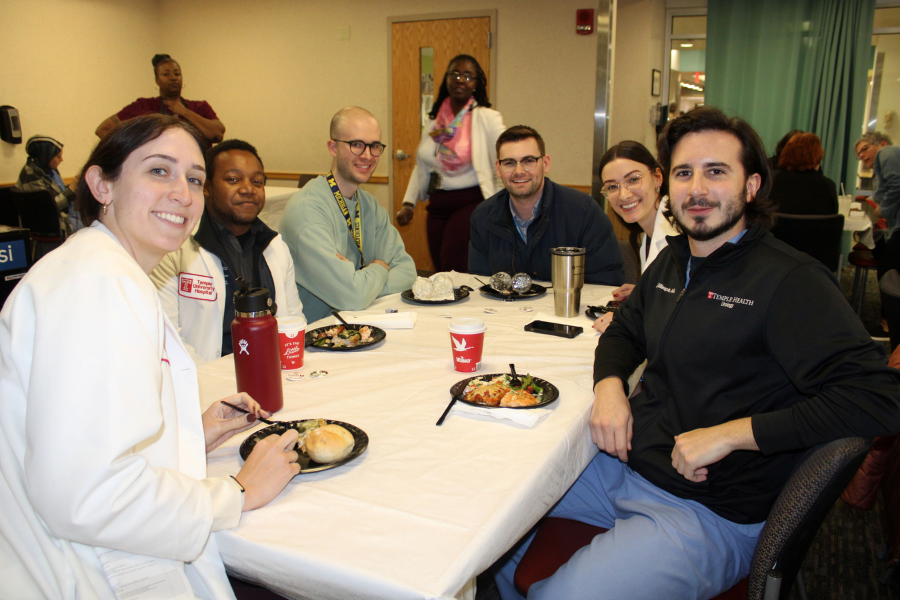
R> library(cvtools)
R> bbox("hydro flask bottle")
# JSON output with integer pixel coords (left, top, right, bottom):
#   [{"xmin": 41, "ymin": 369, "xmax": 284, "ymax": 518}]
[{"xmin": 232, "ymin": 279, "xmax": 283, "ymax": 413}]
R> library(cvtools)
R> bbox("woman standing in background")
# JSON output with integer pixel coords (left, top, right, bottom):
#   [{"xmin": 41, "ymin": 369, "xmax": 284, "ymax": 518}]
[
  {"xmin": 95, "ymin": 53, "xmax": 225, "ymax": 144},
  {"xmin": 398, "ymin": 54, "xmax": 505, "ymax": 272}
]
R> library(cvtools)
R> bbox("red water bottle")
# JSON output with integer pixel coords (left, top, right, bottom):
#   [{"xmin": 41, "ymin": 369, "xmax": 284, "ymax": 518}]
[{"xmin": 232, "ymin": 279, "xmax": 283, "ymax": 413}]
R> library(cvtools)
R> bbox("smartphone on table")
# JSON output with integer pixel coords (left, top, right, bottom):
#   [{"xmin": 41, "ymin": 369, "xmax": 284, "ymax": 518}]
[{"xmin": 524, "ymin": 320, "xmax": 583, "ymax": 339}]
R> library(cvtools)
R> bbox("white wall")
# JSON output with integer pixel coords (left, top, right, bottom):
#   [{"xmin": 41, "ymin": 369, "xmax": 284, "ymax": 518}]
[
  {"xmin": 156, "ymin": 0, "xmax": 601, "ymax": 190},
  {"xmin": 873, "ymin": 34, "xmax": 900, "ymax": 142},
  {"xmin": 2, "ymin": 0, "xmax": 679, "ymax": 207},
  {"xmin": 0, "ymin": 0, "xmax": 161, "ymax": 183},
  {"xmin": 609, "ymin": 0, "xmax": 667, "ymax": 152}
]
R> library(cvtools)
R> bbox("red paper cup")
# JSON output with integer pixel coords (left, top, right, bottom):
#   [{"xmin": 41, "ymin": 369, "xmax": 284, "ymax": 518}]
[
  {"xmin": 449, "ymin": 318, "xmax": 486, "ymax": 373},
  {"xmin": 277, "ymin": 316, "xmax": 306, "ymax": 370}
]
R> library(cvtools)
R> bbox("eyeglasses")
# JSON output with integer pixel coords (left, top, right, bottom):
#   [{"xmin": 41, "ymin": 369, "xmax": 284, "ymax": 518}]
[
  {"xmin": 498, "ymin": 156, "xmax": 543, "ymax": 172},
  {"xmin": 447, "ymin": 71, "xmax": 474, "ymax": 83},
  {"xmin": 333, "ymin": 139, "xmax": 386, "ymax": 157},
  {"xmin": 601, "ymin": 170, "xmax": 651, "ymax": 198},
  {"xmin": 856, "ymin": 144, "xmax": 872, "ymax": 160}
]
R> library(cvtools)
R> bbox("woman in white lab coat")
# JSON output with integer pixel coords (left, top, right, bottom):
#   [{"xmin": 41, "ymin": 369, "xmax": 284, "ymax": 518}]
[
  {"xmin": 593, "ymin": 140, "xmax": 678, "ymax": 333},
  {"xmin": 0, "ymin": 115, "xmax": 300, "ymax": 600}
]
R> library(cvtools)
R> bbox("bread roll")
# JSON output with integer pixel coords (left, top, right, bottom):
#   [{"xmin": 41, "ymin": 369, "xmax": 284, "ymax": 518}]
[{"xmin": 305, "ymin": 424, "xmax": 354, "ymax": 464}]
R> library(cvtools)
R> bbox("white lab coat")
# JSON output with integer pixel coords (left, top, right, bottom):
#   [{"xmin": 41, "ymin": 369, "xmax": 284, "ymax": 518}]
[
  {"xmin": 640, "ymin": 196, "xmax": 679, "ymax": 272},
  {"xmin": 0, "ymin": 223, "xmax": 242, "ymax": 600},
  {"xmin": 151, "ymin": 233, "xmax": 304, "ymax": 365},
  {"xmin": 402, "ymin": 104, "xmax": 506, "ymax": 206}
]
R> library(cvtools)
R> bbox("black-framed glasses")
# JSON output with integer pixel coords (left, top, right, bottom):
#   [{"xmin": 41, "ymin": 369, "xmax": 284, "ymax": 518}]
[
  {"xmin": 498, "ymin": 156, "xmax": 543, "ymax": 172},
  {"xmin": 333, "ymin": 139, "xmax": 386, "ymax": 157},
  {"xmin": 856, "ymin": 144, "xmax": 872, "ymax": 160},
  {"xmin": 601, "ymin": 170, "xmax": 651, "ymax": 198},
  {"xmin": 447, "ymin": 71, "xmax": 474, "ymax": 82}
]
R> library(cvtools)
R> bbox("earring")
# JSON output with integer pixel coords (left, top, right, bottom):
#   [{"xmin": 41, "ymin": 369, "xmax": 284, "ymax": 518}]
[
  {"xmin": 102, "ymin": 203, "xmax": 109, "ymax": 215},
  {"xmin": 655, "ymin": 185, "xmax": 661, "ymax": 193}
]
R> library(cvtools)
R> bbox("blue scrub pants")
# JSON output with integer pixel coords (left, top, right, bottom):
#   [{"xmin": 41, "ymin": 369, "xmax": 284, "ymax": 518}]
[{"xmin": 494, "ymin": 452, "xmax": 764, "ymax": 600}]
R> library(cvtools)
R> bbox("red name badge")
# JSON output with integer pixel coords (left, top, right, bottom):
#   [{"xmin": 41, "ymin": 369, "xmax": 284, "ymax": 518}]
[{"xmin": 178, "ymin": 273, "xmax": 218, "ymax": 301}]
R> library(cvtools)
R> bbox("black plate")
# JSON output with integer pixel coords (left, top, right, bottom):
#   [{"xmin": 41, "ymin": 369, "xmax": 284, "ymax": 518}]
[
  {"xmin": 401, "ymin": 287, "xmax": 470, "ymax": 305},
  {"xmin": 305, "ymin": 324, "xmax": 386, "ymax": 350},
  {"xmin": 239, "ymin": 419, "xmax": 368, "ymax": 474},
  {"xmin": 479, "ymin": 283, "xmax": 547, "ymax": 301},
  {"xmin": 449, "ymin": 373, "xmax": 560, "ymax": 409}
]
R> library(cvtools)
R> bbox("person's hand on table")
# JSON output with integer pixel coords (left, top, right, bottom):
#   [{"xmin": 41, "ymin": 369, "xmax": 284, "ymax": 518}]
[
  {"xmin": 592, "ymin": 312, "xmax": 614, "ymax": 333},
  {"xmin": 396, "ymin": 204, "xmax": 414, "ymax": 225},
  {"xmin": 589, "ymin": 377, "xmax": 633, "ymax": 462},
  {"xmin": 670, "ymin": 417, "xmax": 758, "ymax": 482},
  {"xmin": 236, "ymin": 428, "xmax": 301, "ymax": 511},
  {"xmin": 611, "ymin": 283, "xmax": 635, "ymax": 301},
  {"xmin": 203, "ymin": 393, "xmax": 268, "ymax": 453}
]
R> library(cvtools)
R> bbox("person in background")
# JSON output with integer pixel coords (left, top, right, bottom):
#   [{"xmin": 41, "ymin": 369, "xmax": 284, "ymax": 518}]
[
  {"xmin": 768, "ymin": 129, "xmax": 804, "ymax": 171},
  {"xmin": 280, "ymin": 107, "xmax": 416, "ymax": 323},
  {"xmin": 152, "ymin": 139, "xmax": 304, "ymax": 364},
  {"xmin": 468, "ymin": 125, "xmax": 623, "ymax": 285},
  {"xmin": 856, "ymin": 132, "xmax": 900, "ymax": 281},
  {"xmin": 397, "ymin": 54, "xmax": 505, "ymax": 272},
  {"xmin": 769, "ymin": 132, "xmax": 838, "ymax": 215},
  {"xmin": 95, "ymin": 53, "xmax": 225, "ymax": 144},
  {"xmin": 15, "ymin": 135, "xmax": 80, "ymax": 234},
  {"xmin": 0, "ymin": 115, "xmax": 300, "ymax": 599},
  {"xmin": 593, "ymin": 140, "xmax": 678, "ymax": 332},
  {"xmin": 493, "ymin": 105, "xmax": 900, "ymax": 600}
]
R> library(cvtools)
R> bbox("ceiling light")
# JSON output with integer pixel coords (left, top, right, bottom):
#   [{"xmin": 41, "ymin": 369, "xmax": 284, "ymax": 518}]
[{"xmin": 680, "ymin": 43, "xmax": 693, "ymax": 48}]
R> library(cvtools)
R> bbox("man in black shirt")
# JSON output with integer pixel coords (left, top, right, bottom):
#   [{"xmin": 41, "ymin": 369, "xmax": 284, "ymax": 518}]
[
  {"xmin": 152, "ymin": 139, "xmax": 304, "ymax": 363},
  {"xmin": 495, "ymin": 107, "xmax": 900, "ymax": 600}
]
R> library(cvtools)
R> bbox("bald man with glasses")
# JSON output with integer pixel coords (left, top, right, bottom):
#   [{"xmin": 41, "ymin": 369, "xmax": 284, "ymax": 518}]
[
  {"xmin": 280, "ymin": 107, "xmax": 416, "ymax": 323},
  {"xmin": 468, "ymin": 125, "xmax": 624, "ymax": 284}
]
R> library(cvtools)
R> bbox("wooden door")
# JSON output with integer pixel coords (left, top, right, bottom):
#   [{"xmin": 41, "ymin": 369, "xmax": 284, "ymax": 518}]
[{"xmin": 391, "ymin": 17, "xmax": 492, "ymax": 271}]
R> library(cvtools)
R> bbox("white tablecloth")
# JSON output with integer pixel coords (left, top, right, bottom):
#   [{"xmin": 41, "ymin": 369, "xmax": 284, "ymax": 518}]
[
  {"xmin": 259, "ymin": 186, "xmax": 298, "ymax": 233},
  {"xmin": 199, "ymin": 275, "xmax": 622, "ymax": 600}
]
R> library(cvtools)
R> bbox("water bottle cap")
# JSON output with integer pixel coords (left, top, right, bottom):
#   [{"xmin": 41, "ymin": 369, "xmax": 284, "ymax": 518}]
[{"xmin": 234, "ymin": 278, "xmax": 272, "ymax": 314}]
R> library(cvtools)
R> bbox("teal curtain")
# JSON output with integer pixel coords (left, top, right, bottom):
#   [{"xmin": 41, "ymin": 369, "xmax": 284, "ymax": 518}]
[{"xmin": 707, "ymin": 0, "xmax": 875, "ymax": 193}]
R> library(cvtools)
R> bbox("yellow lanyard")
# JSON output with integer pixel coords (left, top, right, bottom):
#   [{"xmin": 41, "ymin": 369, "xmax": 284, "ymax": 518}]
[{"xmin": 326, "ymin": 172, "xmax": 364, "ymax": 266}]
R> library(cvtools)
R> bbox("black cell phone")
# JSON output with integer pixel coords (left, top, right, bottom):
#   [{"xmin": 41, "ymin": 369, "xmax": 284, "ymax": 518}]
[{"xmin": 524, "ymin": 320, "xmax": 583, "ymax": 339}]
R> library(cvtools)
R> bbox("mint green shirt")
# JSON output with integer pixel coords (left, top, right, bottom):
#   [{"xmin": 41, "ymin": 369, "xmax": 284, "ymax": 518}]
[{"xmin": 280, "ymin": 176, "xmax": 417, "ymax": 322}]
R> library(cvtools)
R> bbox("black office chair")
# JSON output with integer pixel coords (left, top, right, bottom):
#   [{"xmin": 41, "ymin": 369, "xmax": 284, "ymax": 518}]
[
  {"xmin": 514, "ymin": 437, "xmax": 871, "ymax": 600},
  {"xmin": 0, "ymin": 186, "xmax": 19, "ymax": 227},
  {"xmin": 618, "ymin": 239, "xmax": 640, "ymax": 285},
  {"xmin": 297, "ymin": 174, "xmax": 318, "ymax": 188},
  {"xmin": 770, "ymin": 213, "xmax": 845, "ymax": 276},
  {"xmin": 11, "ymin": 189, "xmax": 65, "ymax": 261},
  {"xmin": 881, "ymin": 269, "xmax": 900, "ymax": 351}
]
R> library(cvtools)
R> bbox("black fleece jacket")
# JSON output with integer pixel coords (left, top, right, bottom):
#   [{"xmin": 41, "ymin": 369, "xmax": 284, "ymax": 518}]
[{"xmin": 594, "ymin": 224, "xmax": 900, "ymax": 523}]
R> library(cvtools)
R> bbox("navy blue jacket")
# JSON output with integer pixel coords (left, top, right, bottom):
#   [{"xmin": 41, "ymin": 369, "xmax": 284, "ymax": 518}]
[{"xmin": 468, "ymin": 178, "xmax": 624, "ymax": 285}]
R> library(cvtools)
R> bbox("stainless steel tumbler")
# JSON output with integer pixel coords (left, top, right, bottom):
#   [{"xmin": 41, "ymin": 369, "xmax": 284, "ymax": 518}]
[{"xmin": 550, "ymin": 247, "xmax": 586, "ymax": 318}]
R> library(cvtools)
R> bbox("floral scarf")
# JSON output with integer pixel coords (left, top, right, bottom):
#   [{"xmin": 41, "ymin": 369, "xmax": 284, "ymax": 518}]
[{"xmin": 429, "ymin": 97, "xmax": 474, "ymax": 173}]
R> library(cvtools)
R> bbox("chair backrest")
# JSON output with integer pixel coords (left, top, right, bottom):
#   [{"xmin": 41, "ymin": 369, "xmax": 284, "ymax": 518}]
[
  {"xmin": 297, "ymin": 173, "xmax": 318, "ymax": 188},
  {"xmin": 10, "ymin": 189, "xmax": 61, "ymax": 237},
  {"xmin": 881, "ymin": 269, "xmax": 900, "ymax": 352},
  {"xmin": 770, "ymin": 213, "xmax": 845, "ymax": 273},
  {"xmin": 618, "ymin": 239, "xmax": 641, "ymax": 284},
  {"xmin": 747, "ymin": 437, "xmax": 871, "ymax": 600},
  {"xmin": 0, "ymin": 186, "xmax": 19, "ymax": 227}
]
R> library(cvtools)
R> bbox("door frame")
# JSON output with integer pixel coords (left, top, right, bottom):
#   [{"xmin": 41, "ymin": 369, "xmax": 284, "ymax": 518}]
[{"xmin": 386, "ymin": 10, "xmax": 499, "ymax": 222}]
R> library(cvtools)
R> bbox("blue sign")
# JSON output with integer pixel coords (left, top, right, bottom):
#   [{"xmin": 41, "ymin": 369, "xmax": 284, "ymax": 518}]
[{"xmin": 0, "ymin": 240, "xmax": 28, "ymax": 272}]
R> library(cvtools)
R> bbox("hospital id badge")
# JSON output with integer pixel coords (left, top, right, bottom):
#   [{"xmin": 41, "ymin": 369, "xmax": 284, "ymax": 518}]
[{"xmin": 427, "ymin": 171, "xmax": 442, "ymax": 196}]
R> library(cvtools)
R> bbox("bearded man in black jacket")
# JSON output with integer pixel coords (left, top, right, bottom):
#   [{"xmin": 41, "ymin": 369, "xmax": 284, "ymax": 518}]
[{"xmin": 494, "ymin": 106, "xmax": 900, "ymax": 600}]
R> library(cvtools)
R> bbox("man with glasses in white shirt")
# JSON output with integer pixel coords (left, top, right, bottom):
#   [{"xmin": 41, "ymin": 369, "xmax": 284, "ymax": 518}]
[
  {"xmin": 468, "ymin": 125, "xmax": 624, "ymax": 284},
  {"xmin": 280, "ymin": 107, "xmax": 416, "ymax": 323}
]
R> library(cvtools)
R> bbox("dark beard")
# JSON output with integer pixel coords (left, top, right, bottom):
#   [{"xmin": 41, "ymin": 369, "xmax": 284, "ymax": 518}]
[{"xmin": 673, "ymin": 191, "xmax": 747, "ymax": 242}]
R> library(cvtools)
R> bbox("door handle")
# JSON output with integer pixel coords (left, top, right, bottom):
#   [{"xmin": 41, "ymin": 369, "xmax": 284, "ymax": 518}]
[{"xmin": 395, "ymin": 149, "xmax": 408, "ymax": 161}]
